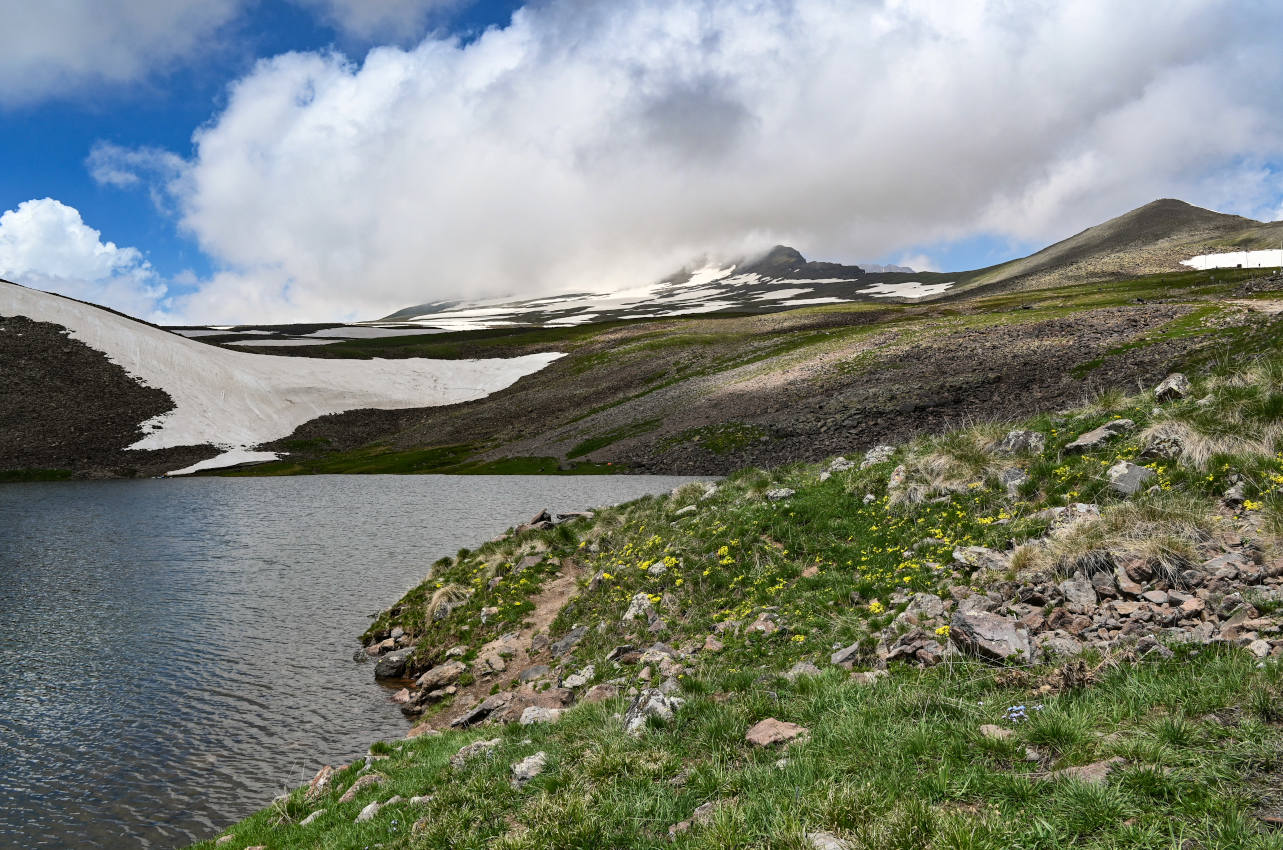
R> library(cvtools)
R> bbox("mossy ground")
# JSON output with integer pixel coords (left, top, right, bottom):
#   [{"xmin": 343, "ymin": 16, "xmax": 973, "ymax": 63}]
[{"xmin": 200, "ymin": 351, "xmax": 1283, "ymax": 849}]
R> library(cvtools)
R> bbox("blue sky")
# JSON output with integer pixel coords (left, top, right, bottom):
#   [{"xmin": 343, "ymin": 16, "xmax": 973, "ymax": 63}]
[
  {"xmin": 1, "ymin": 1, "xmax": 1281, "ymax": 324},
  {"xmin": 0, "ymin": 0, "xmax": 526, "ymax": 288}
]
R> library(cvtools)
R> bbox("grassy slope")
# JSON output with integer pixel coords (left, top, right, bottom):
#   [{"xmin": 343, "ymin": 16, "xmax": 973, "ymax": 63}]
[
  {"xmin": 198, "ymin": 350, "xmax": 1283, "ymax": 849},
  {"xmin": 210, "ymin": 266, "xmax": 1277, "ymax": 478}
]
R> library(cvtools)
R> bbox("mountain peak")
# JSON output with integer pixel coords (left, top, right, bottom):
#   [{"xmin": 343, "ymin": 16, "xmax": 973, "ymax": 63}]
[{"xmin": 751, "ymin": 245, "xmax": 807, "ymax": 269}]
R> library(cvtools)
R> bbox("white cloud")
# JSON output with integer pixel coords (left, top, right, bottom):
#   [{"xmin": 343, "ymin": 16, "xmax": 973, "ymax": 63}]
[
  {"xmin": 0, "ymin": 199, "xmax": 169, "ymax": 320},
  {"xmin": 289, "ymin": 0, "xmax": 466, "ymax": 41},
  {"xmin": 0, "ymin": 0, "xmax": 242, "ymax": 107},
  {"xmin": 89, "ymin": 0, "xmax": 1283, "ymax": 323}
]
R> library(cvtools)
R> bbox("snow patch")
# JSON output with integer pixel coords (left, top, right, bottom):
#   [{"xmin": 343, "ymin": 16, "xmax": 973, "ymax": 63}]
[
  {"xmin": 752, "ymin": 288, "xmax": 814, "ymax": 301},
  {"xmin": 772, "ymin": 297, "xmax": 852, "ymax": 305},
  {"xmin": 678, "ymin": 265, "xmax": 736, "ymax": 287},
  {"xmin": 858, "ymin": 281, "xmax": 954, "ymax": 298},
  {"xmin": 2, "ymin": 281, "xmax": 562, "ymax": 474},
  {"xmin": 1181, "ymin": 250, "xmax": 1283, "ymax": 271},
  {"xmin": 301, "ymin": 326, "xmax": 446, "ymax": 339},
  {"xmin": 166, "ymin": 448, "xmax": 283, "ymax": 476}
]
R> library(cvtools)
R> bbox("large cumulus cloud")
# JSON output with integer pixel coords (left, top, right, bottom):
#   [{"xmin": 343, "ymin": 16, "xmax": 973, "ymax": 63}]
[
  {"xmin": 0, "ymin": 199, "xmax": 168, "ymax": 320},
  {"xmin": 70, "ymin": 0, "xmax": 1283, "ymax": 322}
]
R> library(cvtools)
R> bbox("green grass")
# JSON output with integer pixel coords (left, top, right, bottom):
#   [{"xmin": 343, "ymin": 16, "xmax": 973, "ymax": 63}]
[
  {"xmin": 568, "ymin": 419, "xmax": 663, "ymax": 459},
  {"xmin": 659, "ymin": 422, "xmax": 769, "ymax": 455},
  {"xmin": 198, "ymin": 345, "xmax": 1283, "ymax": 849},
  {"xmin": 217, "ymin": 445, "xmax": 621, "ymax": 476},
  {"xmin": 218, "ymin": 444, "xmax": 481, "ymax": 476},
  {"xmin": 197, "ymin": 652, "xmax": 1283, "ymax": 850}
]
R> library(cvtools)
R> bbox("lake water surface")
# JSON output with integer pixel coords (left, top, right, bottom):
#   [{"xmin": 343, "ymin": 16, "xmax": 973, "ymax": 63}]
[{"xmin": 0, "ymin": 475, "xmax": 704, "ymax": 849}]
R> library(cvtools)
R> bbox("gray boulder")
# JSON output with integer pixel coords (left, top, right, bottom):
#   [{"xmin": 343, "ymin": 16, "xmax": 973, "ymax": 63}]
[
  {"xmin": 622, "ymin": 592, "xmax": 656, "ymax": 624},
  {"xmin": 450, "ymin": 738, "xmax": 500, "ymax": 769},
  {"xmin": 766, "ymin": 488, "xmax": 796, "ymax": 501},
  {"xmin": 550, "ymin": 626, "xmax": 587, "ymax": 656},
  {"xmin": 999, "ymin": 467, "xmax": 1029, "ymax": 498},
  {"xmin": 511, "ymin": 752, "xmax": 547, "ymax": 786},
  {"xmin": 622, "ymin": 688, "xmax": 684, "ymax": 736},
  {"xmin": 1107, "ymin": 461, "xmax": 1155, "ymax": 496},
  {"xmin": 1154, "ymin": 373, "xmax": 1191, "ymax": 402},
  {"xmin": 1058, "ymin": 572, "xmax": 1097, "ymax": 610},
  {"xmin": 1036, "ymin": 632, "xmax": 1084, "ymax": 657},
  {"xmin": 416, "ymin": 660, "xmax": 465, "ymax": 690},
  {"xmin": 561, "ymin": 664, "xmax": 594, "ymax": 689},
  {"xmin": 861, "ymin": 445, "xmax": 896, "ymax": 468},
  {"xmin": 374, "ymin": 647, "xmax": 415, "ymax": 680},
  {"xmin": 997, "ymin": 429, "xmax": 1046, "ymax": 455},
  {"xmin": 949, "ymin": 612, "xmax": 1032, "ymax": 663},
  {"xmin": 952, "ymin": 546, "xmax": 1010, "ymax": 572},
  {"xmin": 1064, "ymin": 419, "xmax": 1134, "ymax": 454}
]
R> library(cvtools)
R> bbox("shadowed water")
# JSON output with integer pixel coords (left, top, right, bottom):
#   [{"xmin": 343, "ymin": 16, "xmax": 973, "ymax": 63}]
[{"xmin": 0, "ymin": 475, "xmax": 703, "ymax": 849}]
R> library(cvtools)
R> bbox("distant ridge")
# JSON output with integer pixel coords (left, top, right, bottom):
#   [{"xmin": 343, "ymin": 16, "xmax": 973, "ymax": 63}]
[{"xmin": 951, "ymin": 198, "xmax": 1283, "ymax": 295}]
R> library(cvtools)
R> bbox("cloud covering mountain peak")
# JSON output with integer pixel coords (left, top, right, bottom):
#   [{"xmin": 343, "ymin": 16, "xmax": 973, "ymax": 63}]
[{"xmin": 33, "ymin": 0, "xmax": 1283, "ymax": 322}]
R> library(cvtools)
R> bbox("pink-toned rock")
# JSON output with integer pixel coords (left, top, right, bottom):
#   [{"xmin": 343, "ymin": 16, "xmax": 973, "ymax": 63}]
[
  {"xmin": 703, "ymin": 634, "xmax": 725, "ymax": 652},
  {"xmin": 337, "ymin": 772, "xmax": 387, "ymax": 804},
  {"xmin": 978, "ymin": 724, "xmax": 1012, "ymax": 741},
  {"xmin": 1046, "ymin": 757, "xmax": 1125, "ymax": 785},
  {"xmin": 304, "ymin": 764, "xmax": 335, "ymax": 802},
  {"xmin": 745, "ymin": 718, "xmax": 808, "ymax": 747},
  {"xmin": 801, "ymin": 565, "xmax": 820, "ymax": 578},
  {"xmin": 582, "ymin": 683, "xmax": 619, "ymax": 704},
  {"xmin": 1180, "ymin": 597, "xmax": 1206, "ymax": 617},
  {"xmin": 391, "ymin": 688, "xmax": 412, "ymax": 704}
]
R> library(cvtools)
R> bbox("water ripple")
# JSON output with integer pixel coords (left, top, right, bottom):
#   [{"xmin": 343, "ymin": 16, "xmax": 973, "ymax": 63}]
[{"xmin": 0, "ymin": 473, "xmax": 703, "ymax": 848}]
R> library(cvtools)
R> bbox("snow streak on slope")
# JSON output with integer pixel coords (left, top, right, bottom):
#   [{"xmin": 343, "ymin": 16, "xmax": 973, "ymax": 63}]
[{"xmin": 2, "ymin": 282, "xmax": 562, "ymax": 473}]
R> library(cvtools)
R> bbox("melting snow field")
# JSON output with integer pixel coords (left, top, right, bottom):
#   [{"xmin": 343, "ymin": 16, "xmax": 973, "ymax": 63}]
[
  {"xmin": 2, "ymin": 282, "xmax": 562, "ymax": 474},
  {"xmin": 859, "ymin": 281, "xmax": 955, "ymax": 298},
  {"xmin": 1181, "ymin": 250, "xmax": 1283, "ymax": 271}
]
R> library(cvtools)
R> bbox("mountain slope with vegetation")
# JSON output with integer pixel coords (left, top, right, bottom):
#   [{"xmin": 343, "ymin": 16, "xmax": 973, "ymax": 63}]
[
  {"xmin": 223, "ymin": 263, "xmax": 1283, "ymax": 478},
  {"xmin": 949, "ymin": 199, "xmax": 1283, "ymax": 297},
  {"xmin": 196, "ymin": 349, "xmax": 1283, "ymax": 849},
  {"xmin": 3, "ymin": 199, "xmax": 1283, "ymax": 481}
]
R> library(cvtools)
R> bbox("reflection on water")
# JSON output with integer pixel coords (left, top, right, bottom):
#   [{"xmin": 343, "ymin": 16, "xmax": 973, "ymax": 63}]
[{"xmin": 0, "ymin": 474, "xmax": 702, "ymax": 849}]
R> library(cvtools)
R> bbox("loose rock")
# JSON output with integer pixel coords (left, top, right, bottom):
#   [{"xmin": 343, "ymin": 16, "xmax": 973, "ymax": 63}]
[
  {"xmin": 1107, "ymin": 461, "xmax": 1155, "ymax": 496},
  {"xmin": 622, "ymin": 688, "xmax": 684, "ymax": 735},
  {"xmin": 949, "ymin": 611, "xmax": 1032, "ymax": 663},
  {"xmin": 745, "ymin": 718, "xmax": 808, "ymax": 746},
  {"xmin": 511, "ymin": 752, "xmax": 547, "ymax": 786},
  {"xmin": 1064, "ymin": 419, "xmax": 1134, "ymax": 453},
  {"xmin": 1154, "ymin": 373, "xmax": 1191, "ymax": 402},
  {"xmin": 450, "ymin": 738, "xmax": 501, "ymax": 769},
  {"xmin": 337, "ymin": 772, "xmax": 387, "ymax": 804}
]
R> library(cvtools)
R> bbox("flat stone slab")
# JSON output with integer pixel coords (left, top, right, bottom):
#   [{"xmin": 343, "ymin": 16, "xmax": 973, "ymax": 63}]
[{"xmin": 745, "ymin": 718, "xmax": 808, "ymax": 746}]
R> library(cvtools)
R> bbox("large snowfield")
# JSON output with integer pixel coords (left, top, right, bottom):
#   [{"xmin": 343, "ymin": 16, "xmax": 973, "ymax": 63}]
[
  {"xmin": 1, "ymin": 282, "xmax": 562, "ymax": 474},
  {"xmin": 1181, "ymin": 249, "xmax": 1283, "ymax": 271}
]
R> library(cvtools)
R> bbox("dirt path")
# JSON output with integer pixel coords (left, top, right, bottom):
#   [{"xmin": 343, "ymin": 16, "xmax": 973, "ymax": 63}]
[{"xmin": 410, "ymin": 563, "xmax": 584, "ymax": 734}]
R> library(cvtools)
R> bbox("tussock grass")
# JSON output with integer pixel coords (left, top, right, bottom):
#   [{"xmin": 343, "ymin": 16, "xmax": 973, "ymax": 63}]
[
  {"xmin": 1020, "ymin": 495, "xmax": 1210, "ymax": 581},
  {"xmin": 425, "ymin": 583, "xmax": 472, "ymax": 623},
  {"xmin": 888, "ymin": 424, "xmax": 1010, "ymax": 507}
]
